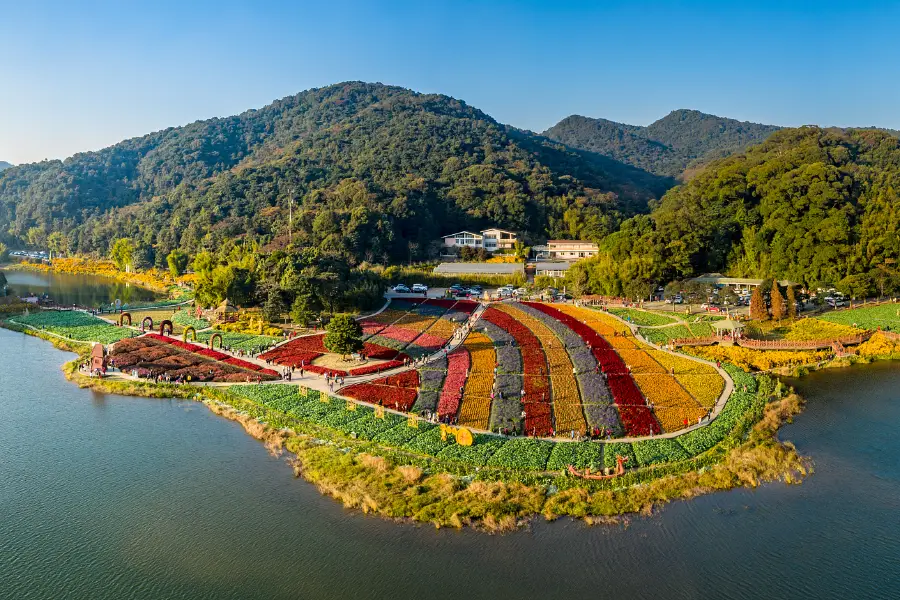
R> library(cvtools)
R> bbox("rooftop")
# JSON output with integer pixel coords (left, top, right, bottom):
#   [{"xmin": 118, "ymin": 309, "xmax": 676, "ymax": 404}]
[
  {"xmin": 535, "ymin": 262, "xmax": 572, "ymax": 271},
  {"xmin": 433, "ymin": 262, "xmax": 524, "ymax": 275}
]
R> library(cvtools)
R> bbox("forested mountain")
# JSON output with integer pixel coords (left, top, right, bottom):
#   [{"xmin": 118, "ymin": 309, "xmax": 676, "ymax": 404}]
[
  {"xmin": 0, "ymin": 82, "xmax": 673, "ymax": 267},
  {"xmin": 0, "ymin": 161, "xmax": 12, "ymax": 172},
  {"xmin": 567, "ymin": 127, "xmax": 900, "ymax": 296},
  {"xmin": 543, "ymin": 110, "xmax": 781, "ymax": 177}
]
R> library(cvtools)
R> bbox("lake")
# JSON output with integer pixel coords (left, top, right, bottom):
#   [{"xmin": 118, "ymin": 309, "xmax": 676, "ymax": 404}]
[
  {"xmin": 0, "ymin": 328, "xmax": 897, "ymax": 599},
  {"xmin": 1, "ymin": 269, "xmax": 160, "ymax": 307}
]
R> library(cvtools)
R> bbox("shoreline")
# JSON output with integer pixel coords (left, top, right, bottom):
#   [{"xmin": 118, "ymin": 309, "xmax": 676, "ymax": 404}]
[{"xmin": 3, "ymin": 319, "xmax": 820, "ymax": 532}]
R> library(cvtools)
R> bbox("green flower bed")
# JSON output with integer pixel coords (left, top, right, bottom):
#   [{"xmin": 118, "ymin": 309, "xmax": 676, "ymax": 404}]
[
  {"xmin": 608, "ymin": 308, "xmax": 679, "ymax": 326},
  {"xmin": 10, "ymin": 310, "xmax": 132, "ymax": 344},
  {"xmin": 197, "ymin": 330, "xmax": 279, "ymax": 353},
  {"xmin": 818, "ymin": 302, "xmax": 900, "ymax": 331},
  {"xmin": 172, "ymin": 311, "xmax": 211, "ymax": 330},
  {"xmin": 640, "ymin": 325, "xmax": 693, "ymax": 345},
  {"xmin": 215, "ymin": 361, "xmax": 766, "ymax": 480},
  {"xmin": 632, "ymin": 438, "xmax": 690, "ymax": 466},
  {"xmin": 486, "ymin": 438, "xmax": 554, "ymax": 470}
]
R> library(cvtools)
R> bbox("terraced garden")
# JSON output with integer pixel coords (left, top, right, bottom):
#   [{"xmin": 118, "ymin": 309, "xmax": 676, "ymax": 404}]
[
  {"xmin": 817, "ymin": 302, "xmax": 900, "ymax": 331},
  {"xmin": 334, "ymin": 301, "xmax": 727, "ymax": 440}
]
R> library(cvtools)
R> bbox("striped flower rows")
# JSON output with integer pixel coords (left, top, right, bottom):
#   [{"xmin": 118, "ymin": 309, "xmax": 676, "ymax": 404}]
[
  {"xmin": 482, "ymin": 307, "xmax": 552, "ymax": 436},
  {"xmin": 479, "ymin": 320, "xmax": 523, "ymax": 433},
  {"xmin": 526, "ymin": 303, "xmax": 660, "ymax": 436},
  {"xmin": 519, "ymin": 303, "xmax": 620, "ymax": 435},
  {"xmin": 498, "ymin": 303, "xmax": 586, "ymax": 436},
  {"xmin": 341, "ymin": 370, "xmax": 420, "ymax": 412}
]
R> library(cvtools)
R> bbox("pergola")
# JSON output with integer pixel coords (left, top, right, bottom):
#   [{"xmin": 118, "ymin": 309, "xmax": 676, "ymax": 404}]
[{"xmin": 713, "ymin": 318, "xmax": 745, "ymax": 337}]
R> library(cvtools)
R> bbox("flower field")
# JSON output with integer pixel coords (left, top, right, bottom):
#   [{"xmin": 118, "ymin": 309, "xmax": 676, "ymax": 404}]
[
  {"xmin": 358, "ymin": 299, "xmax": 467, "ymax": 358},
  {"xmin": 500, "ymin": 303, "xmax": 586, "ymax": 435},
  {"xmin": 10, "ymin": 310, "xmax": 133, "ymax": 344},
  {"xmin": 340, "ymin": 370, "xmax": 420, "ymax": 412},
  {"xmin": 782, "ymin": 318, "xmax": 865, "ymax": 341},
  {"xmin": 258, "ymin": 333, "xmax": 408, "ymax": 376},
  {"xmin": 456, "ymin": 332, "xmax": 495, "ymax": 430},
  {"xmin": 683, "ymin": 345, "xmax": 830, "ymax": 371},
  {"xmin": 482, "ymin": 307, "xmax": 552, "ymax": 436},
  {"xmin": 110, "ymin": 335, "xmax": 277, "ymax": 381},
  {"xmin": 438, "ymin": 348, "xmax": 469, "ymax": 420}
]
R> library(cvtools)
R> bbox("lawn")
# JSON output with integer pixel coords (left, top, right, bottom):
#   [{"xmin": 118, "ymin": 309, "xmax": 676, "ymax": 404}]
[
  {"xmin": 607, "ymin": 308, "xmax": 679, "ymax": 327},
  {"xmin": 10, "ymin": 310, "xmax": 133, "ymax": 344},
  {"xmin": 817, "ymin": 302, "xmax": 900, "ymax": 331}
]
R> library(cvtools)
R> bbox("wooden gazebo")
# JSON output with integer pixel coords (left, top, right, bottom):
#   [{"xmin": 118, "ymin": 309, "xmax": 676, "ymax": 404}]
[{"xmin": 713, "ymin": 318, "xmax": 745, "ymax": 337}]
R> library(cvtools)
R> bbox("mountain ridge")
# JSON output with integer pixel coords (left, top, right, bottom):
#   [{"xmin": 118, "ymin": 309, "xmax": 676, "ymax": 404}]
[
  {"xmin": 543, "ymin": 109, "xmax": 782, "ymax": 177},
  {"xmin": 0, "ymin": 81, "xmax": 673, "ymax": 265}
]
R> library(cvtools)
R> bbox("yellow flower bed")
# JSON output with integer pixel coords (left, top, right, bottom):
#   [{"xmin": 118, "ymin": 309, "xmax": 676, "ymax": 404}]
[
  {"xmin": 494, "ymin": 303, "xmax": 586, "ymax": 434},
  {"xmin": 606, "ymin": 336, "xmax": 637, "ymax": 350},
  {"xmin": 219, "ymin": 311, "xmax": 282, "ymax": 336},
  {"xmin": 645, "ymin": 347, "xmax": 716, "ymax": 374},
  {"xmin": 675, "ymin": 374, "xmax": 724, "ymax": 408},
  {"xmin": 364, "ymin": 309, "xmax": 408, "ymax": 325},
  {"xmin": 784, "ymin": 318, "xmax": 865, "ymax": 341},
  {"xmin": 457, "ymin": 332, "xmax": 495, "ymax": 430},
  {"xmin": 423, "ymin": 316, "xmax": 457, "ymax": 342},
  {"xmin": 633, "ymin": 373, "xmax": 704, "ymax": 433},
  {"xmin": 684, "ymin": 345, "xmax": 831, "ymax": 371},
  {"xmin": 616, "ymin": 349, "xmax": 665, "ymax": 374},
  {"xmin": 393, "ymin": 312, "xmax": 436, "ymax": 333},
  {"xmin": 856, "ymin": 332, "xmax": 900, "ymax": 359}
]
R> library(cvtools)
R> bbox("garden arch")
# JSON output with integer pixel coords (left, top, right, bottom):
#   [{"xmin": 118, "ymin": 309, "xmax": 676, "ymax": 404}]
[
  {"xmin": 183, "ymin": 326, "xmax": 197, "ymax": 342},
  {"xmin": 208, "ymin": 333, "xmax": 223, "ymax": 349},
  {"xmin": 159, "ymin": 320, "xmax": 174, "ymax": 336},
  {"xmin": 141, "ymin": 316, "xmax": 153, "ymax": 332},
  {"xmin": 118, "ymin": 312, "xmax": 132, "ymax": 326}
]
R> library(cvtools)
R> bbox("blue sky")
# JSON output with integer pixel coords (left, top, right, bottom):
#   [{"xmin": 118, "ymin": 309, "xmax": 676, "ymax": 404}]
[{"xmin": 1, "ymin": 0, "xmax": 898, "ymax": 164}]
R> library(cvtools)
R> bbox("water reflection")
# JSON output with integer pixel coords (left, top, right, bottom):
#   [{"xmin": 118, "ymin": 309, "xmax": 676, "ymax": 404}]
[{"xmin": 2, "ymin": 269, "xmax": 159, "ymax": 306}]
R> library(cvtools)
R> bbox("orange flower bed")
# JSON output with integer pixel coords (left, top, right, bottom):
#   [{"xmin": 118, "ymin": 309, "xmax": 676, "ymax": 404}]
[
  {"xmin": 616, "ymin": 349, "xmax": 665, "ymax": 374},
  {"xmin": 457, "ymin": 332, "xmax": 495, "ymax": 430},
  {"xmin": 393, "ymin": 312, "xmax": 437, "ymax": 333},
  {"xmin": 555, "ymin": 305, "xmax": 630, "ymax": 335},
  {"xmin": 633, "ymin": 373, "xmax": 704, "ymax": 432}
]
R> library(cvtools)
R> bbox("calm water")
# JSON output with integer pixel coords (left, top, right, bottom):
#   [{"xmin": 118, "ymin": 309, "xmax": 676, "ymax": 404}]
[
  {"xmin": 1, "ymin": 327, "xmax": 898, "ymax": 600},
  {"xmin": 1, "ymin": 270, "xmax": 159, "ymax": 307}
]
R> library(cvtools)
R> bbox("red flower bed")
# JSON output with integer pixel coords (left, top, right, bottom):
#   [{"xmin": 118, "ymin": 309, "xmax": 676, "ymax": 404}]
[
  {"xmin": 348, "ymin": 360, "xmax": 404, "ymax": 376},
  {"xmin": 341, "ymin": 370, "xmax": 420, "ymax": 412},
  {"xmin": 452, "ymin": 300, "xmax": 478, "ymax": 314},
  {"xmin": 438, "ymin": 348, "xmax": 469, "ymax": 420},
  {"xmin": 422, "ymin": 298, "xmax": 458, "ymax": 310},
  {"xmin": 482, "ymin": 307, "xmax": 551, "ymax": 435},
  {"xmin": 607, "ymin": 374, "xmax": 661, "ymax": 436},
  {"xmin": 258, "ymin": 335, "xmax": 327, "ymax": 367},
  {"xmin": 304, "ymin": 365, "xmax": 348, "ymax": 377}
]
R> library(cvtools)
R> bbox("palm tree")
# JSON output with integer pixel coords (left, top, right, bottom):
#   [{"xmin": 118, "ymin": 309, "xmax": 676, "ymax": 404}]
[{"xmin": 513, "ymin": 240, "xmax": 531, "ymax": 262}]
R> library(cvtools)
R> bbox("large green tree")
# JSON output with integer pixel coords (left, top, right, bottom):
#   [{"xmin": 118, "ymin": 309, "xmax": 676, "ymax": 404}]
[
  {"xmin": 109, "ymin": 238, "xmax": 134, "ymax": 272},
  {"xmin": 323, "ymin": 314, "xmax": 363, "ymax": 358},
  {"xmin": 166, "ymin": 249, "xmax": 189, "ymax": 278}
]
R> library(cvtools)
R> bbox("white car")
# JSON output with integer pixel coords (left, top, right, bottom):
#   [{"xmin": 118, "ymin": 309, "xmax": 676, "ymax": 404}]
[
  {"xmin": 411, "ymin": 284, "xmax": 428, "ymax": 293},
  {"xmin": 392, "ymin": 284, "xmax": 410, "ymax": 293}
]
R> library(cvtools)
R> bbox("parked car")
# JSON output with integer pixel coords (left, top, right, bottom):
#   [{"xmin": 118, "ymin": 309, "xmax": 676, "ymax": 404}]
[
  {"xmin": 515, "ymin": 287, "xmax": 528, "ymax": 296},
  {"xmin": 411, "ymin": 283, "xmax": 428, "ymax": 293},
  {"xmin": 392, "ymin": 284, "xmax": 410, "ymax": 293},
  {"xmin": 469, "ymin": 285, "xmax": 483, "ymax": 296}
]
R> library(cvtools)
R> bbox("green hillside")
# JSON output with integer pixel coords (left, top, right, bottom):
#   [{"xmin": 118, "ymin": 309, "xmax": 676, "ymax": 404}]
[
  {"xmin": 0, "ymin": 82, "xmax": 672, "ymax": 266},
  {"xmin": 565, "ymin": 127, "xmax": 900, "ymax": 297},
  {"xmin": 543, "ymin": 109, "xmax": 781, "ymax": 177}
]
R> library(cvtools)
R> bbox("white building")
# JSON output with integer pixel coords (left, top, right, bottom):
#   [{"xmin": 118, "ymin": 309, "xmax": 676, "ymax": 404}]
[
  {"xmin": 442, "ymin": 228, "xmax": 518, "ymax": 251},
  {"xmin": 547, "ymin": 240, "xmax": 599, "ymax": 261},
  {"xmin": 442, "ymin": 231, "xmax": 483, "ymax": 249},
  {"xmin": 480, "ymin": 228, "xmax": 518, "ymax": 251},
  {"xmin": 535, "ymin": 262, "xmax": 571, "ymax": 278}
]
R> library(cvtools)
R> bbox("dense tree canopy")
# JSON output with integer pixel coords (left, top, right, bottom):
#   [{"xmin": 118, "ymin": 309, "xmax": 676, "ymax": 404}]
[
  {"xmin": 0, "ymin": 82, "xmax": 671, "ymax": 266},
  {"xmin": 543, "ymin": 110, "xmax": 781, "ymax": 178},
  {"xmin": 566, "ymin": 128, "xmax": 900, "ymax": 297}
]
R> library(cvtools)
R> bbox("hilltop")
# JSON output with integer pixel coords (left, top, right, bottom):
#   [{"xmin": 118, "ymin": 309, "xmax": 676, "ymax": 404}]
[{"xmin": 543, "ymin": 110, "xmax": 781, "ymax": 177}]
